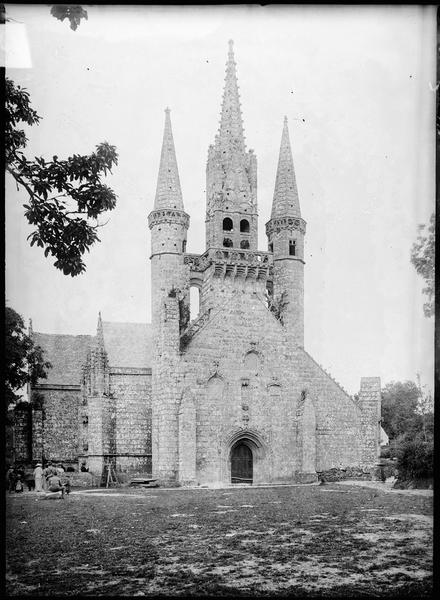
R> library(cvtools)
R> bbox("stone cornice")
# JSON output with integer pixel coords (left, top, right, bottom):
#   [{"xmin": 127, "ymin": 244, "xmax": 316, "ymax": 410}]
[
  {"xmin": 265, "ymin": 216, "xmax": 307, "ymax": 236},
  {"xmin": 185, "ymin": 248, "xmax": 273, "ymax": 281},
  {"xmin": 33, "ymin": 383, "xmax": 81, "ymax": 391},
  {"xmin": 148, "ymin": 208, "xmax": 190, "ymax": 230},
  {"xmin": 109, "ymin": 367, "xmax": 152, "ymax": 376}
]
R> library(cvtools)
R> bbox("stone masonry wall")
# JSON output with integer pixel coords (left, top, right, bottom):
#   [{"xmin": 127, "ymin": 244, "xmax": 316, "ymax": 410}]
[
  {"xmin": 358, "ymin": 377, "xmax": 381, "ymax": 467},
  {"xmin": 177, "ymin": 269, "xmax": 369, "ymax": 485},
  {"xmin": 295, "ymin": 351, "xmax": 362, "ymax": 471},
  {"xmin": 180, "ymin": 283, "xmax": 298, "ymax": 485},
  {"xmin": 41, "ymin": 388, "xmax": 81, "ymax": 462},
  {"xmin": 110, "ymin": 370, "xmax": 152, "ymax": 473},
  {"xmin": 12, "ymin": 405, "xmax": 32, "ymax": 463}
]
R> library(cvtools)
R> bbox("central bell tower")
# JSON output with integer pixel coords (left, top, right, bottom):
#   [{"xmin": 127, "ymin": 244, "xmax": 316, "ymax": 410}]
[{"xmin": 205, "ymin": 40, "xmax": 258, "ymax": 251}]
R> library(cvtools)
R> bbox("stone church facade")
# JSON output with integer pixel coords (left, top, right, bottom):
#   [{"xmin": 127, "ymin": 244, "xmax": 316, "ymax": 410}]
[{"xmin": 13, "ymin": 42, "xmax": 381, "ymax": 486}]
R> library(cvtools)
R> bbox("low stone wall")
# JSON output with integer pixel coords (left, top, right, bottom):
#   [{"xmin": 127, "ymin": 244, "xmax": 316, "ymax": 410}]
[
  {"xmin": 317, "ymin": 466, "xmax": 372, "ymax": 482},
  {"xmin": 65, "ymin": 472, "xmax": 97, "ymax": 488}
]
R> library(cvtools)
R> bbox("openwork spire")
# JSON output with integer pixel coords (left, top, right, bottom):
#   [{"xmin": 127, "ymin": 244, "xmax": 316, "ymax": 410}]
[
  {"xmin": 154, "ymin": 108, "xmax": 184, "ymax": 210},
  {"xmin": 96, "ymin": 311, "xmax": 104, "ymax": 350},
  {"xmin": 271, "ymin": 116, "xmax": 301, "ymax": 219},
  {"xmin": 217, "ymin": 39, "xmax": 246, "ymax": 156}
]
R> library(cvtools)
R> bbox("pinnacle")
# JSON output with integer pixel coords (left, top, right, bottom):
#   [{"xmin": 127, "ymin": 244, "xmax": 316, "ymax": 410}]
[
  {"xmin": 96, "ymin": 311, "xmax": 105, "ymax": 349},
  {"xmin": 154, "ymin": 108, "xmax": 184, "ymax": 211},
  {"xmin": 271, "ymin": 117, "xmax": 301, "ymax": 219},
  {"xmin": 217, "ymin": 40, "xmax": 245, "ymax": 156}
]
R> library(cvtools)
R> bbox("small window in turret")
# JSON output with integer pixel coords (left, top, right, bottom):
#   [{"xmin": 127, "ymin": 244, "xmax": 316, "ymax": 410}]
[
  {"xmin": 182, "ymin": 240, "xmax": 187, "ymax": 253},
  {"xmin": 269, "ymin": 243, "xmax": 273, "ymax": 253},
  {"xmin": 289, "ymin": 240, "xmax": 296, "ymax": 256},
  {"xmin": 223, "ymin": 238, "xmax": 233, "ymax": 248},
  {"xmin": 223, "ymin": 217, "xmax": 233, "ymax": 231},
  {"xmin": 240, "ymin": 240, "xmax": 250, "ymax": 249},
  {"xmin": 240, "ymin": 219, "xmax": 250, "ymax": 233}
]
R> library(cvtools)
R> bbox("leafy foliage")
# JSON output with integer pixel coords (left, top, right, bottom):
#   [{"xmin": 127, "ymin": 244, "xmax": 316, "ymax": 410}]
[
  {"xmin": 266, "ymin": 290, "xmax": 289, "ymax": 324},
  {"xmin": 5, "ymin": 78, "xmax": 118, "ymax": 276},
  {"xmin": 380, "ymin": 379, "xmax": 434, "ymax": 483},
  {"xmin": 410, "ymin": 213, "xmax": 435, "ymax": 317},
  {"xmin": 395, "ymin": 436, "xmax": 433, "ymax": 480},
  {"xmin": 381, "ymin": 380, "xmax": 423, "ymax": 440},
  {"xmin": 4, "ymin": 307, "xmax": 51, "ymax": 407},
  {"xmin": 179, "ymin": 299, "xmax": 191, "ymax": 333},
  {"xmin": 50, "ymin": 4, "xmax": 88, "ymax": 30}
]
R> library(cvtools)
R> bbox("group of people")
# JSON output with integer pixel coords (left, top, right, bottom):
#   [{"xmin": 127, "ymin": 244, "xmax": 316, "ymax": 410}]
[{"xmin": 7, "ymin": 462, "xmax": 71, "ymax": 498}]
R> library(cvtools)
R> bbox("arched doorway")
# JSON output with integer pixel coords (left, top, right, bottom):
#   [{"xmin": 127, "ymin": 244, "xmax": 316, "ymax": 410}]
[{"xmin": 230, "ymin": 442, "xmax": 253, "ymax": 484}]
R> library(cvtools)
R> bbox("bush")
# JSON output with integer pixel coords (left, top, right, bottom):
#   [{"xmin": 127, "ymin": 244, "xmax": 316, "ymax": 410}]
[{"xmin": 395, "ymin": 436, "xmax": 433, "ymax": 480}]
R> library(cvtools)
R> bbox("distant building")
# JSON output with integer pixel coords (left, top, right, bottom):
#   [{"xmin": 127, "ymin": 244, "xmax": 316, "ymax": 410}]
[{"xmin": 10, "ymin": 42, "xmax": 381, "ymax": 486}]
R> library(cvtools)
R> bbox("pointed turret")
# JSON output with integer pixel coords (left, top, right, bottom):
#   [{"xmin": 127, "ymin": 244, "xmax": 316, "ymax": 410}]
[
  {"xmin": 271, "ymin": 116, "xmax": 301, "ymax": 219},
  {"xmin": 28, "ymin": 318, "xmax": 33, "ymax": 339},
  {"xmin": 154, "ymin": 108, "xmax": 184, "ymax": 211},
  {"xmin": 148, "ymin": 107, "xmax": 190, "ymax": 485},
  {"xmin": 266, "ymin": 117, "xmax": 307, "ymax": 349}
]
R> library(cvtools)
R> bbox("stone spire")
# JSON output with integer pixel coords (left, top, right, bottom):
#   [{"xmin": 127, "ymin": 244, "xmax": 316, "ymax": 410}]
[
  {"xmin": 271, "ymin": 116, "xmax": 301, "ymax": 219},
  {"xmin": 28, "ymin": 318, "xmax": 33, "ymax": 338},
  {"xmin": 217, "ymin": 39, "xmax": 246, "ymax": 156},
  {"xmin": 154, "ymin": 108, "xmax": 184, "ymax": 211},
  {"xmin": 96, "ymin": 311, "xmax": 104, "ymax": 350}
]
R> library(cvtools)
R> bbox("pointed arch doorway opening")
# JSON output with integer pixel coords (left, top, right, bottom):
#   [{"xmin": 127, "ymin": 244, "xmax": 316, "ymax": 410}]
[{"xmin": 230, "ymin": 441, "xmax": 253, "ymax": 484}]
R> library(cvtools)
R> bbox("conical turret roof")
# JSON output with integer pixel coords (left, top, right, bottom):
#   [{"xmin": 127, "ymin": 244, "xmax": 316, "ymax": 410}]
[
  {"xmin": 154, "ymin": 108, "xmax": 184, "ymax": 210},
  {"xmin": 271, "ymin": 117, "xmax": 301, "ymax": 219}
]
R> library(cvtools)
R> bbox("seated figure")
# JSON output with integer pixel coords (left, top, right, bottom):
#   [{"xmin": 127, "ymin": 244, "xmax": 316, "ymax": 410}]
[{"xmin": 46, "ymin": 473, "xmax": 65, "ymax": 498}]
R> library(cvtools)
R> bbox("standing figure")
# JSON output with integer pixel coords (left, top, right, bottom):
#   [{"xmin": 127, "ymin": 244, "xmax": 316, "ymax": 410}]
[
  {"xmin": 33, "ymin": 463, "xmax": 43, "ymax": 492},
  {"xmin": 15, "ymin": 476, "xmax": 24, "ymax": 493},
  {"xmin": 7, "ymin": 467, "xmax": 16, "ymax": 494},
  {"xmin": 43, "ymin": 463, "xmax": 54, "ymax": 490}
]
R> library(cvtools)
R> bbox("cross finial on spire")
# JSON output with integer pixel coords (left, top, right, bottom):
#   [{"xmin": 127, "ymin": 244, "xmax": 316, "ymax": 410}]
[
  {"xmin": 284, "ymin": 115, "xmax": 288, "ymax": 125},
  {"xmin": 228, "ymin": 39, "xmax": 234, "ymax": 56},
  {"xmin": 165, "ymin": 106, "xmax": 170, "ymax": 114}
]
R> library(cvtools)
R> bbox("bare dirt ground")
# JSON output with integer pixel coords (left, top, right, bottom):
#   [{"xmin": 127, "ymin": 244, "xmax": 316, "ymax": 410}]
[{"xmin": 5, "ymin": 482, "xmax": 433, "ymax": 597}]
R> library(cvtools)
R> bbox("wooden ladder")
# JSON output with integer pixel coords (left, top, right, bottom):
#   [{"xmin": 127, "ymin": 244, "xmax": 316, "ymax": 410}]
[{"xmin": 105, "ymin": 462, "xmax": 118, "ymax": 488}]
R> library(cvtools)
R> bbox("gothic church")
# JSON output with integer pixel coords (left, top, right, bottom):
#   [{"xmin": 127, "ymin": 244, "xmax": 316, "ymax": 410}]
[{"xmin": 18, "ymin": 41, "xmax": 381, "ymax": 486}]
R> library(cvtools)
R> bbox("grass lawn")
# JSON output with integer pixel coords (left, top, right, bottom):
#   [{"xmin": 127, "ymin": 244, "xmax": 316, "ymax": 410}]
[{"xmin": 5, "ymin": 482, "xmax": 433, "ymax": 597}]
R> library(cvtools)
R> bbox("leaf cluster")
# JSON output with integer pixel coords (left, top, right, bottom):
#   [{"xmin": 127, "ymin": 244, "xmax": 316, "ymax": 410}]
[
  {"xmin": 6, "ymin": 78, "xmax": 118, "ymax": 276},
  {"xmin": 50, "ymin": 4, "xmax": 88, "ymax": 31},
  {"xmin": 266, "ymin": 290, "xmax": 289, "ymax": 324},
  {"xmin": 410, "ymin": 212, "xmax": 435, "ymax": 318},
  {"xmin": 394, "ymin": 435, "xmax": 433, "ymax": 480},
  {"xmin": 4, "ymin": 307, "xmax": 52, "ymax": 407}
]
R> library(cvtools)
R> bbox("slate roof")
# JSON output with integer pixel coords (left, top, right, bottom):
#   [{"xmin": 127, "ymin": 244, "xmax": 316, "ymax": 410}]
[
  {"xmin": 33, "ymin": 322, "xmax": 152, "ymax": 386},
  {"xmin": 33, "ymin": 333, "xmax": 93, "ymax": 386}
]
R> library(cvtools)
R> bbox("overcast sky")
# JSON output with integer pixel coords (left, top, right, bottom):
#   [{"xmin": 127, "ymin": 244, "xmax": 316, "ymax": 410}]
[{"xmin": 5, "ymin": 4, "xmax": 435, "ymax": 395}]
